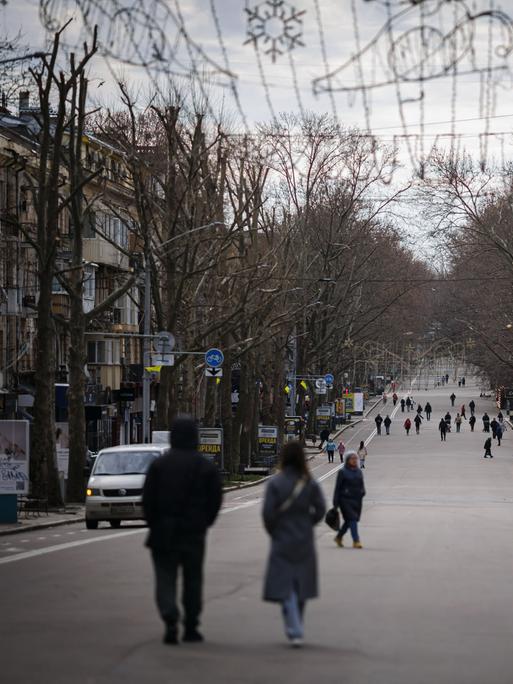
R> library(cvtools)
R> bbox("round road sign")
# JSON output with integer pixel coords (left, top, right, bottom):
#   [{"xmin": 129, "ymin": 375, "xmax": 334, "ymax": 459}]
[
  {"xmin": 205, "ymin": 348, "xmax": 224, "ymax": 368},
  {"xmin": 325, "ymin": 373, "xmax": 334, "ymax": 385}
]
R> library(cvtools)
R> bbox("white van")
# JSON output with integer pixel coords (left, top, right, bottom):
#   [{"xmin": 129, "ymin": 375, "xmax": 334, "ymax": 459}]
[{"xmin": 84, "ymin": 444, "xmax": 168, "ymax": 530}]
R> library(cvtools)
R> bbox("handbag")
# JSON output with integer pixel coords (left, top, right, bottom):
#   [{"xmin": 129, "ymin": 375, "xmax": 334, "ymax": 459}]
[{"xmin": 325, "ymin": 507, "xmax": 340, "ymax": 531}]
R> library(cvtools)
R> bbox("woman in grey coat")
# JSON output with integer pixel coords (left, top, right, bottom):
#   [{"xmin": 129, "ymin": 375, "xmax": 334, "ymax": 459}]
[{"xmin": 262, "ymin": 441, "xmax": 326, "ymax": 647}]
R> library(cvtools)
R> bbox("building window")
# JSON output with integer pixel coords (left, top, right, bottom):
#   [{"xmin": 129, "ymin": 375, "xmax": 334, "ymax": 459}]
[{"xmin": 87, "ymin": 339, "xmax": 120, "ymax": 365}]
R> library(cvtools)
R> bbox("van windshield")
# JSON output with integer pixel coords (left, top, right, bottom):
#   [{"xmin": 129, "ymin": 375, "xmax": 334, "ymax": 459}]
[{"xmin": 93, "ymin": 451, "xmax": 159, "ymax": 476}]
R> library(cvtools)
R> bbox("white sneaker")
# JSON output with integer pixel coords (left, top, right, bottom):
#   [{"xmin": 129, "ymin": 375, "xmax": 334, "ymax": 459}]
[{"xmin": 291, "ymin": 637, "xmax": 304, "ymax": 648}]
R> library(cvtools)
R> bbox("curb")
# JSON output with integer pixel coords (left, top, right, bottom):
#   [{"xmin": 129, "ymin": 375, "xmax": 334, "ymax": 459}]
[{"xmin": 0, "ymin": 514, "xmax": 85, "ymax": 537}]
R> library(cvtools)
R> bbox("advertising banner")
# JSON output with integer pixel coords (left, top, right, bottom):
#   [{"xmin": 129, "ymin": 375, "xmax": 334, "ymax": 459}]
[
  {"xmin": 198, "ymin": 428, "xmax": 224, "ymax": 469},
  {"xmin": 353, "ymin": 392, "xmax": 364, "ymax": 415},
  {"xmin": 345, "ymin": 393, "xmax": 354, "ymax": 414},
  {"xmin": 316, "ymin": 406, "xmax": 331, "ymax": 433},
  {"xmin": 0, "ymin": 420, "xmax": 30, "ymax": 494},
  {"xmin": 258, "ymin": 426, "xmax": 278, "ymax": 457},
  {"xmin": 56, "ymin": 422, "xmax": 70, "ymax": 479},
  {"xmin": 335, "ymin": 399, "xmax": 346, "ymax": 418},
  {"xmin": 284, "ymin": 417, "xmax": 303, "ymax": 442}
]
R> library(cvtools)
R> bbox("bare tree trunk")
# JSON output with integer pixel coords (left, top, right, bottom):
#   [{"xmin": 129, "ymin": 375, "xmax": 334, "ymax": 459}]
[{"xmin": 32, "ymin": 269, "xmax": 61, "ymax": 505}]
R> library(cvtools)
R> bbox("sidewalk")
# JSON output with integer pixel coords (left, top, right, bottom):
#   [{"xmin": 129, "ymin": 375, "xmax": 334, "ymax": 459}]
[{"xmin": 0, "ymin": 506, "xmax": 85, "ymax": 536}]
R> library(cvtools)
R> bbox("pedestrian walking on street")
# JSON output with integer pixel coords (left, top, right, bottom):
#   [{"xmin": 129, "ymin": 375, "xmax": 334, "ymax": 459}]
[
  {"xmin": 439, "ymin": 418, "xmax": 448, "ymax": 441},
  {"xmin": 357, "ymin": 441, "xmax": 367, "ymax": 468},
  {"xmin": 445, "ymin": 412, "xmax": 452, "ymax": 432},
  {"xmin": 461, "ymin": 404, "xmax": 466, "ymax": 420},
  {"xmin": 406, "ymin": 397, "xmax": 412, "ymax": 412},
  {"xmin": 455, "ymin": 413, "xmax": 462, "ymax": 433},
  {"xmin": 498, "ymin": 411, "xmax": 504, "ymax": 423},
  {"xmin": 490, "ymin": 418, "xmax": 498, "ymax": 439},
  {"xmin": 469, "ymin": 414, "xmax": 476, "ymax": 432},
  {"xmin": 337, "ymin": 440, "xmax": 346, "ymax": 463},
  {"xmin": 446, "ymin": 373, "xmax": 450, "ymax": 383},
  {"xmin": 462, "ymin": 377, "xmax": 466, "ymax": 387},
  {"xmin": 325, "ymin": 439, "xmax": 336, "ymax": 464},
  {"xmin": 333, "ymin": 451, "xmax": 365, "ymax": 549},
  {"xmin": 319, "ymin": 428, "xmax": 330, "ymax": 451},
  {"xmin": 482, "ymin": 413, "xmax": 490, "ymax": 433},
  {"xmin": 469, "ymin": 399, "xmax": 476, "ymax": 416},
  {"xmin": 383, "ymin": 393, "xmax": 388, "ymax": 405},
  {"xmin": 450, "ymin": 392, "xmax": 456, "ymax": 407},
  {"xmin": 458, "ymin": 380, "xmax": 461, "ymax": 388},
  {"xmin": 401, "ymin": 398, "xmax": 406, "ymax": 413},
  {"xmin": 414, "ymin": 413, "xmax": 423, "ymax": 435},
  {"xmin": 424, "ymin": 402, "xmax": 432, "ymax": 420},
  {"xmin": 417, "ymin": 404, "xmax": 423, "ymax": 416},
  {"xmin": 384, "ymin": 415, "xmax": 392, "ymax": 436},
  {"xmin": 484, "ymin": 437, "xmax": 493, "ymax": 458},
  {"xmin": 375, "ymin": 413, "xmax": 383, "ymax": 435},
  {"xmin": 392, "ymin": 392, "xmax": 398, "ymax": 406},
  {"xmin": 263, "ymin": 441, "xmax": 326, "ymax": 648},
  {"xmin": 404, "ymin": 417, "xmax": 411, "ymax": 435},
  {"xmin": 142, "ymin": 416, "xmax": 223, "ymax": 646},
  {"xmin": 496, "ymin": 422, "xmax": 503, "ymax": 446}
]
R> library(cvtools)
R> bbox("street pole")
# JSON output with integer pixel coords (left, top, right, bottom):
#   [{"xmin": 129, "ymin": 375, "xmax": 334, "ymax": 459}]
[
  {"xmin": 289, "ymin": 330, "xmax": 297, "ymax": 417},
  {"xmin": 142, "ymin": 253, "xmax": 151, "ymax": 443}
]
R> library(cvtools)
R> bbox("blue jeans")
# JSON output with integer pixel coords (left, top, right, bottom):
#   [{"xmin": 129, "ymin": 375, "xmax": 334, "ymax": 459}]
[
  {"xmin": 337, "ymin": 520, "xmax": 359, "ymax": 542},
  {"xmin": 281, "ymin": 589, "xmax": 304, "ymax": 640}
]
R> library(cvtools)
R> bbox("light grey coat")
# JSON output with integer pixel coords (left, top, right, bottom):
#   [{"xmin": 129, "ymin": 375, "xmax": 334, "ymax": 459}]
[{"xmin": 262, "ymin": 467, "xmax": 326, "ymax": 602}]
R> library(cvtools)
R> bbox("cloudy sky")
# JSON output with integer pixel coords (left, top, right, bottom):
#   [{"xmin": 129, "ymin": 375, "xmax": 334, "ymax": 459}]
[{"xmin": 2, "ymin": 0, "xmax": 513, "ymax": 174}]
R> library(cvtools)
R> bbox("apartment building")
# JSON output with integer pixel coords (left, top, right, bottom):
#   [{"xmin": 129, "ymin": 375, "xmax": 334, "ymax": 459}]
[{"xmin": 0, "ymin": 96, "xmax": 144, "ymax": 450}]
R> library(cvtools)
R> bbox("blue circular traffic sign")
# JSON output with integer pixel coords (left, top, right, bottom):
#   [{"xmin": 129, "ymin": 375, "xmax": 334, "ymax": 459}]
[
  {"xmin": 205, "ymin": 348, "xmax": 224, "ymax": 368},
  {"xmin": 325, "ymin": 373, "xmax": 334, "ymax": 385}
]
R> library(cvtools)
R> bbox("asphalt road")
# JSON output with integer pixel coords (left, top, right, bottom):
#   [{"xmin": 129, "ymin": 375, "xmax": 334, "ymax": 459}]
[{"xmin": 2, "ymin": 380, "xmax": 513, "ymax": 684}]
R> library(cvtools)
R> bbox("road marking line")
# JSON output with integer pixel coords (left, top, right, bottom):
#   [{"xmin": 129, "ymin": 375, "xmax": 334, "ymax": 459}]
[{"xmin": 0, "ymin": 529, "xmax": 144, "ymax": 566}]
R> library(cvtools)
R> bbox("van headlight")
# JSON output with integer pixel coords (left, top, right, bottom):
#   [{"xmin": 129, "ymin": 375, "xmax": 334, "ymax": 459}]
[{"xmin": 86, "ymin": 488, "xmax": 101, "ymax": 496}]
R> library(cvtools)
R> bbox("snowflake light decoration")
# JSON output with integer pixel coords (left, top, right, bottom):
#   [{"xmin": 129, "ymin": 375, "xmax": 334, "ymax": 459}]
[{"xmin": 245, "ymin": 0, "xmax": 305, "ymax": 63}]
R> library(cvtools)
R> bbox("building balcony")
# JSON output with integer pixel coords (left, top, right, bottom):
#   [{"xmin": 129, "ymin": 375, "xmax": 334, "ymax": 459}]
[{"xmin": 83, "ymin": 237, "xmax": 129, "ymax": 270}]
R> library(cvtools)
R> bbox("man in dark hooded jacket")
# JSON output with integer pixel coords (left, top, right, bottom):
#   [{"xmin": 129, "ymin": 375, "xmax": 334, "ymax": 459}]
[{"xmin": 143, "ymin": 416, "xmax": 223, "ymax": 645}]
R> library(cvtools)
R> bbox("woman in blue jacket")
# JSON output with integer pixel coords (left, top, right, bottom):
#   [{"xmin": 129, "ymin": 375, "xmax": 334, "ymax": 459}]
[{"xmin": 333, "ymin": 451, "xmax": 366, "ymax": 549}]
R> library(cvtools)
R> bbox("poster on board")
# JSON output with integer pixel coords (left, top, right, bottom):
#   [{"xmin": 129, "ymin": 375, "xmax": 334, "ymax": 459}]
[{"xmin": 0, "ymin": 420, "xmax": 30, "ymax": 494}]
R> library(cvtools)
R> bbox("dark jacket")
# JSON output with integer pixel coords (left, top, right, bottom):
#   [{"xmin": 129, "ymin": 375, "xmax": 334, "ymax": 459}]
[
  {"xmin": 425, "ymin": 403, "xmax": 432, "ymax": 413},
  {"xmin": 333, "ymin": 466, "xmax": 365, "ymax": 522},
  {"xmin": 263, "ymin": 468, "xmax": 326, "ymax": 602},
  {"xmin": 384, "ymin": 417, "xmax": 392, "ymax": 427},
  {"xmin": 414, "ymin": 414, "xmax": 422, "ymax": 426},
  {"xmin": 484, "ymin": 438, "xmax": 492, "ymax": 450},
  {"xmin": 439, "ymin": 419, "xmax": 447, "ymax": 433},
  {"xmin": 142, "ymin": 448, "xmax": 223, "ymax": 551},
  {"xmin": 375, "ymin": 415, "xmax": 383, "ymax": 425}
]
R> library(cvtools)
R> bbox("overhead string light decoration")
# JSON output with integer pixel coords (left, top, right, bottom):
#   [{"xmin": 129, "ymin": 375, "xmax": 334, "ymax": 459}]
[{"xmin": 312, "ymin": 0, "xmax": 513, "ymax": 178}]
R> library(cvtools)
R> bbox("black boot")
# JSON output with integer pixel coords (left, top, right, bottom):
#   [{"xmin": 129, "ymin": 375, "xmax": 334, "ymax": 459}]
[
  {"xmin": 163, "ymin": 625, "xmax": 179, "ymax": 645},
  {"xmin": 183, "ymin": 629, "xmax": 204, "ymax": 643}
]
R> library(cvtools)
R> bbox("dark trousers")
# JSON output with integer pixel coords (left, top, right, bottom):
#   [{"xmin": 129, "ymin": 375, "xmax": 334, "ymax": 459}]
[
  {"xmin": 327, "ymin": 450, "xmax": 335, "ymax": 463},
  {"xmin": 151, "ymin": 539, "xmax": 205, "ymax": 630},
  {"xmin": 337, "ymin": 520, "xmax": 359, "ymax": 542},
  {"xmin": 440, "ymin": 432, "xmax": 446, "ymax": 441}
]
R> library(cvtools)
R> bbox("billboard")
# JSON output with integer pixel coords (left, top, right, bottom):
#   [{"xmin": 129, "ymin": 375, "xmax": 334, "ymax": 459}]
[
  {"xmin": 198, "ymin": 428, "xmax": 223, "ymax": 469},
  {"xmin": 0, "ymin": 420, "xmax": 30, "ymax": 494},
  {"xmin": 284, "ymin": 416, "xmax": 303, "ymax": 442},
  {"xmin": 258, "ymin": 426, "xmax": 278, "ymax": 457},
  {"xmin": 353, "ymin": 392, "xmax": 364, "ymax": 415}
]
